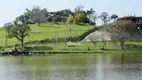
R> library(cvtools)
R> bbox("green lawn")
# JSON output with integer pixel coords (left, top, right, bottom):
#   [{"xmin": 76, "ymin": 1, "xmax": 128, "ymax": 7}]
[
  {"xmin": 0, "ymin": 23, "xmax": 95, "ymax": 47},
  {"xmin": 1, "ymin": 22, "xmax": 142, "ymax": 53},
  {"xmin": 3, "ymin": 38, "xmax": 142, "ymax": 53},
  {"xmin": 28, "ymin": 41, "xmax": 142, "ymax": 52}
]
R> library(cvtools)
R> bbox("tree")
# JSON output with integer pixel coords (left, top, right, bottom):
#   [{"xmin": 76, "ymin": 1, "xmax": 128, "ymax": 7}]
[
  {"xmin": 75, "ymin": 5, "xmax": 84, "ymax": 14},
  {"xmin": 40, "ymin": 8, "xmax": 48, "ymax": 23},
  {"xmin": 99, "ymin": 12, "xmax": 110, "ymax": 25},
  {"xmin": 73, "ymin": 13, "xmax": 85, "ymax": 24},
  {"xmin": 99, "ymin": 12, "xmax": 110, "ymax": 49},
  {"xmin": 86, "ymin": 8, "xmax": 95, "ymax": 23},
  {"xmin": 87, "ymin": 8, "xmax": 95, "ymax": 16},
  {"xmin": 15, "ymin": 14, "xmax": 30, "ymax": 24},
  {"xmin": 67, "ymin": 16, "xmax": 74, "ymax": 24},
  {"xmin": 89, "ymin": 13, "xmax": 97, "ymax": 25},
  {"xmin": 111, "ymin": 14, "xmax": 118, "ymax": 22},
  {"xmin": 62, "ymin": 9, "xmax": 72, "ymax": 16},
  {"xmin": 4, "ymin": 22, "xmax": 13, "ymax": 47},
  {"xmin": 31, "ymin": 6, "xmax": 41, "ymax": 23},
  {"xmin": 9, "ymin": 24, "xmax": 31, "ymax": 49},
  {"xmin": 23, "ymin": 6, "xmax": 48, "ymax": 25},
  {"xmin": 105, "ymin": 20, "xmax": 138, "ymax": 49}
]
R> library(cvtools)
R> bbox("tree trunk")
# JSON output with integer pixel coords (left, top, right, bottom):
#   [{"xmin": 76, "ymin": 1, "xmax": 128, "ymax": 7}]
[
  {"xmin": 102, "ymin": 40, "xmax": 107, "ymax": 49},
  {"xmin": 21, "ymin": 38, "xmax": 24, "ymax": 51},
  {"xmin": 5, "ymin": 32, "xmax": 7, "ymax": 47},
  {"xmin": 120, "ymin": 42, "xmax": 124, "ymax": 49},
  {"xmin": 120, "ymin": 39, "xmax": 124, "ymax": 50},
  {"xmin": 113, "ymin": 40, "xmax": 117, "ymax": 49},
  {"xmin": 38, "ymin": 23, "xmax": 40, "ymax": 26}
]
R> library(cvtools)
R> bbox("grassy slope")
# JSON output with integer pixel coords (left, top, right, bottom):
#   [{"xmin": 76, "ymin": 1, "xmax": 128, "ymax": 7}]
[
  {"xmin": 6, "ymin": 40, "xmax": 142, "ymax": 52},
  {"xmin": 1, "ymin": 22, "xmax": 141, "ymax": 52},
  {"xmin": 30, "ymin": 40, "xmax": 142, "ymax": 52},
  {"xmin": 0, "ymin": 23, "xmax": 95, "ymax": 47}
]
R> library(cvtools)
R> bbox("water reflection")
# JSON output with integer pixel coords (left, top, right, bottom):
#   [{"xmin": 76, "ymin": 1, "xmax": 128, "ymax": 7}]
[
  {"xmin": 0, "ymin": 53, "xmax": 142, "ymax": 80},
  {"xmin": 95, "ymin": 54, "xmax": 103, "ymax": 80}
]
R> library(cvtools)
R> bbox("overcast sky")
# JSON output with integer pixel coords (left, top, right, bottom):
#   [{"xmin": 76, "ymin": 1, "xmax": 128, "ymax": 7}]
[{"xmin": 0, "ymin": 0, "xmax": 142, "ymax": 26}]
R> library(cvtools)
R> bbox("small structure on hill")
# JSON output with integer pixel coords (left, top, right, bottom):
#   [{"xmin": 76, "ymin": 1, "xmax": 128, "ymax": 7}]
[{"xmin": 117, "ymin": 16, "xmax": 142, "ymax": 30}]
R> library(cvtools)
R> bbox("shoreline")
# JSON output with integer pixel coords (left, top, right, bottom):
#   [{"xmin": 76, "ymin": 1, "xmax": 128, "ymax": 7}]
[{"xmin": 1, "ymin": 50, "xmax": 142, "ymax": 56}]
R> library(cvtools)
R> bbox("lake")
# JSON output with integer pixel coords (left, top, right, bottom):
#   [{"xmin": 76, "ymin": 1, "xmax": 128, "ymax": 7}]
[{"xmin": 0, "ymin": 53, "xmax": 142, "ymax": 80}]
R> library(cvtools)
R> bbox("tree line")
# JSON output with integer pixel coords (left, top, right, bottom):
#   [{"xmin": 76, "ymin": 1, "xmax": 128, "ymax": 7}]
[{"xmin": 13, "ymin": 5, "xmax": 118, "ymax": 26}]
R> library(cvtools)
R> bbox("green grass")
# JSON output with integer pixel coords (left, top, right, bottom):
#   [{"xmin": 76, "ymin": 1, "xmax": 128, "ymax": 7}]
[
  {"xmin": 27, "ymin": 41, "xmax": 142, "ymax": 53},
  {"xmin": 1, "ymin": 22, "xmax": 142, "ymax": 53},
  {"xmin": 0, "ymin": 22, "xmax": 95, "ymax": 47},
  {"xmin": 3, "ymin": 39, "xmax": 142, "ymax": 53}
]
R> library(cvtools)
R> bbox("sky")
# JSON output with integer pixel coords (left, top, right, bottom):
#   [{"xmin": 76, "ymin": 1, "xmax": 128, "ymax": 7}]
[{"xmin": 0, "ymin": 0, "xmax": 142, "ymax": 26}]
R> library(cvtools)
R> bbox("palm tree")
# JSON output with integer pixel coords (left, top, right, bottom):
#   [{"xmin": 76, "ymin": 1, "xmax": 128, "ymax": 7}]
[
  {"xmin": 89, "ymin": 8, "xmax": 95, "ymax": 14},
  {"xmin": 87, "ymin": 8, "xmax": 95, "ymax": 23},
  {"xmin": 111, "ymin": 14, "xmax": 118, "ymax": 22}
]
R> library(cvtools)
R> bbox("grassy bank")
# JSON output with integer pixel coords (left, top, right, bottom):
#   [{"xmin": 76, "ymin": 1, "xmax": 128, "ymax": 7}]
[
  {"xmin": 24, "ymin": 41, "xmax": 142, "ymax": 53},
  {"xmin": 0, "ymin": 22, "xmax": 142, "ymax": 54},
  {"xmin": 2, "ymin": 41, "xmax": 142, "ymax": 54},
  {"xmin": 0, "ymin": 23, "xmax": 95, "ymax": 47}
]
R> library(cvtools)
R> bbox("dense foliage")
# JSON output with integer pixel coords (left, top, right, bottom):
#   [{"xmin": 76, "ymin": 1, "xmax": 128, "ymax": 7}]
[{"xmin": 14, "ymin": 5, "xmax": 97, "ymax": 25}]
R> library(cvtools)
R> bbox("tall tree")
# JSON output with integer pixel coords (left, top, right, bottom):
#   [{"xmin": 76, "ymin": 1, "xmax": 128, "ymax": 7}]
[
  {"xmin": 99, "ymin": 12, "xmax": 110, "ymax": 25},
  {"xmin": 99, "ymin": 12, "xmax": 110, "ymax": 49},
  {"xmin": 9, "ymin": 24, "xmax": 31, "ymax": 49},
  {"xmin": 40, "ymin": 8, "xmax": 48, "ymax": 23},
  {"xmin": 75, "ymin": 5, "xmax": 84, "ymax": 14},
  {"xmin": 24, "ymin": 6, "xmax": 48, "ymax": 25},
  {"xmin": 87, "ymin": 8, "xmax": 95, "ymax": 15},
  {"xmin": 87, "ymin": 8, "xmax": 95, "ymax": 23}
]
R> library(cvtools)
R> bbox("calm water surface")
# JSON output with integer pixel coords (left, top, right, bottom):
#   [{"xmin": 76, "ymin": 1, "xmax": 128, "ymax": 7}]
[{"xmin": 0, "ymin": 53, "xmax": 142, "ymax": 80}]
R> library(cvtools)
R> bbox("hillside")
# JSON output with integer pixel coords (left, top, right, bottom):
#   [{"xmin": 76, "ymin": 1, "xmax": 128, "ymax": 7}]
[{"xmin": 0, "ymin": 23, "xmax": 95, "ymax": 47}]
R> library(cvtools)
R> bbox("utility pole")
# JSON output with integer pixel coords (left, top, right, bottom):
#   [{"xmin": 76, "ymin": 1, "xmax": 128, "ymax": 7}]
[
  {"xmin": 70, "ymin": 24, "xmax": 72, "ymax": 41},
  {"xmin": 55, "ymin": 32, "xmax": 58, "ymax": 50},
  {"xmin": 138, "ymin": 27, "xmax": 141, "ymax": 46},
  {"xmin": 5, "ymin": 30, "xmax": 7, "ymax": 48}
]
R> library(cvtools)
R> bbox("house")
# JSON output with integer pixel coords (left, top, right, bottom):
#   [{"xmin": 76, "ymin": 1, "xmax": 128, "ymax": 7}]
[{"xmin": 117, "ymin": 16, "xmax": 142, "ymax": 30}]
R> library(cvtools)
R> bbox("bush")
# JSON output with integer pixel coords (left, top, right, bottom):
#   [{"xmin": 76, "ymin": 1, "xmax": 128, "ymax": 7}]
[
  {"xmin": 67, "ymin": 16, "xmax": 74, "ymax": 24},
  {"xmin": 73, "ymin": 13, "xmax": 85, "ymax": 24}
]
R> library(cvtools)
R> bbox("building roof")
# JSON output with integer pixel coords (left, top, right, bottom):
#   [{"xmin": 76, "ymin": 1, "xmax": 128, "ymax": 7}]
[{"xmin": 117, "ymin": 16, "xmax": 142, "ymax": 21}]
